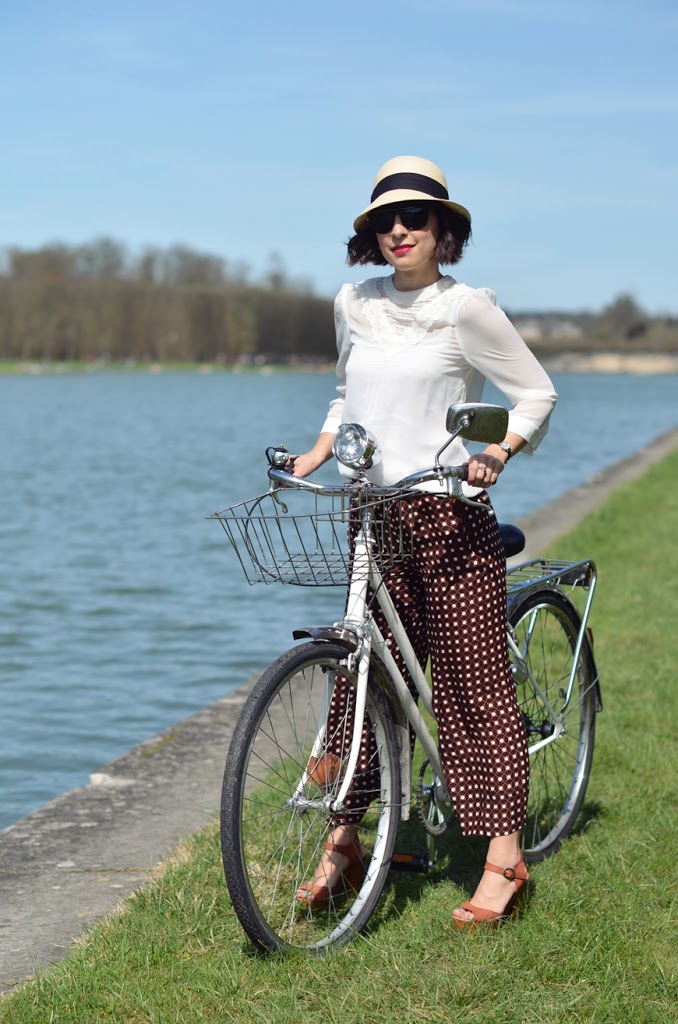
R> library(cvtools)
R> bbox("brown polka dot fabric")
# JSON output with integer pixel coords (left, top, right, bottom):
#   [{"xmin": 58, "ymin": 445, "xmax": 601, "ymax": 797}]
[{"xmin": 325, "ymin": 492, "xmax": 529, "ymax": 837}]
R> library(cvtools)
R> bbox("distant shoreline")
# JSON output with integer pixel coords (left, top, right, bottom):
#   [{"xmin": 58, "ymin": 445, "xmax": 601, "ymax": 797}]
[
  {"xmin": 1, "ymin": 351, "xmax": 677, "ymax": 376},
  {"xmin": 539, "ymin": 351, "xmax": 678, "ymax": 375},
  {"xmin": 0, "ymin": 360, "xmax": 334, "ymax": 376}
]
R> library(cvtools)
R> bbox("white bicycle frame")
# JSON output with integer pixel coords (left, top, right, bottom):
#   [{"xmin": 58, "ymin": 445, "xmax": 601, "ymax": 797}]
[
  {"xmin": 261, "ymin": 397, "xmax": 598, "ymax": 827},
  {"xmin": 297, "ymin": 507, "xmax": 598, "ymax": 824}
]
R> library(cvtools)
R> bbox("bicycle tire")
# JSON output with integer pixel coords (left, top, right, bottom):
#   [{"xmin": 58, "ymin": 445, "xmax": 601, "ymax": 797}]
[
  {"xmin": 221, "ymin": 641, "xmax": 401, "ymax": 952},
  {"xmin": 509, "ymin": 588, "xmax": 597, "ymax": 863}
]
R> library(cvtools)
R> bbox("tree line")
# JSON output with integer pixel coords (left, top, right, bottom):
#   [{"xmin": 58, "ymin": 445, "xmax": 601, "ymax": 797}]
[
  {"xmin": 0, "ymin": 239, "xmax": 336, "ymax": 363},
  {"xmin": 508, "ymin": 293, "xmax": 678, "ymax": 354},
  {"xmin": 1, "ymin": 239, "xmax": 676, "ymax": 363}
]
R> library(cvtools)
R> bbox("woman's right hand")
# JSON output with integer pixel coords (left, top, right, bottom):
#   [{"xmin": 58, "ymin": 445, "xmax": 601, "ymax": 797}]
[{"xmin": 286, "ymin": 432, "xmax": 336, "ymax": 478}]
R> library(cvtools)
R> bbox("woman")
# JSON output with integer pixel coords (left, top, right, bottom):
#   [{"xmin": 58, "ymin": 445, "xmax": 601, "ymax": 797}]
[{"xmin": 291, "ymin": 155, "xmax": 557, "ymax": 927}]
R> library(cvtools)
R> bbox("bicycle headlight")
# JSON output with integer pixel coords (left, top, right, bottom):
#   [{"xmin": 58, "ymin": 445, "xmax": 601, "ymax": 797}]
[{"xmin": 333, "ymin": 423, "xmax": 381, "ymax": 472}]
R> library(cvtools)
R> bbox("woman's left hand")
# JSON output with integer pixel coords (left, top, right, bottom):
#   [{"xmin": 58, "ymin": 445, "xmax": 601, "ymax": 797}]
[{"xmin": 465, "ymin": 453, "xmax": 505, "ymax": 488}]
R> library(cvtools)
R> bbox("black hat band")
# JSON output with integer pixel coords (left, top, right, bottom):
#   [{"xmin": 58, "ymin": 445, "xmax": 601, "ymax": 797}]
[{"xmin": 371, "ymin": 172, "xmax": 449, "ymax": 203}]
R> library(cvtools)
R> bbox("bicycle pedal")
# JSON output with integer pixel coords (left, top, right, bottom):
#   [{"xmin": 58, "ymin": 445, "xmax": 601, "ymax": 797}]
[{"xmin": 390, "ymin": 851, "xmax": 431, "ymax": 873}]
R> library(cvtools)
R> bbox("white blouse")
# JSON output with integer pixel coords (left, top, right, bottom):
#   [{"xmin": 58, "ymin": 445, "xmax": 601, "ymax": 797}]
[{"xmin": 320, "ymin": 275, "xmax": 557, "ymax": 492}]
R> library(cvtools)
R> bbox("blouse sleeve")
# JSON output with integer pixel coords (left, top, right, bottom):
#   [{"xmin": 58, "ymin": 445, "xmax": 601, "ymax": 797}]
[
  {"xmin": 456, "ymin": 289, "xmax": 558, "ymax": 454},
  {"xmin": 320, "ymin": 285, "xmax": 352, "ymax": 435}
]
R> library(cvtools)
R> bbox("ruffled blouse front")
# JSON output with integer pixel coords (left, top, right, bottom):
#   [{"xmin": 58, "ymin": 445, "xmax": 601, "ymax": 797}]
[{"xmin": 321, "ymin": 275, "xmax": 557, "ymax": 491}]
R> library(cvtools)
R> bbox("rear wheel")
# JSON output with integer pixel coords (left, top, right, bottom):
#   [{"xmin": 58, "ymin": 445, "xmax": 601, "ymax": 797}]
[
  {"xmin": 509, "ymin": 589, "xmax": 597, "ymax": 863},
  {"xmin": 221, "ymin": 642, "xmax": 401, "ymax": 952}
]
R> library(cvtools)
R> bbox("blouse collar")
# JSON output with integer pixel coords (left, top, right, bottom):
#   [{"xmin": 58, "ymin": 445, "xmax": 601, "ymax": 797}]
[{"xmin": 382, "ymin": 274, "xmax": 456, "ymax": 306}]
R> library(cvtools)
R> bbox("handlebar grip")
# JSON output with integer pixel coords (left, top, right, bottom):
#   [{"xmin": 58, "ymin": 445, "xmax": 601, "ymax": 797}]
[{"xmin": 461, "ymin": 463, "xmax": 469, "ymax": 482}]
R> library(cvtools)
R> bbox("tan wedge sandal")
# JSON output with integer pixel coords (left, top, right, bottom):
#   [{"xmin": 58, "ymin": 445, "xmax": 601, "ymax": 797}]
[
  {"xmin": 453, "ymin": 857, "xmax": 530, "ymax": 929},
  {"xmin": 296, "ymin": 839, "xmax": 366, "ymax": 910}
]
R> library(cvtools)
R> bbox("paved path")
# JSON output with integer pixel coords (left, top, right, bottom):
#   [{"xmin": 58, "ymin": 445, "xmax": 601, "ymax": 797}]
[{"xmin": 1, "ymin": 426, "xmax": 677, "ymax": 994}]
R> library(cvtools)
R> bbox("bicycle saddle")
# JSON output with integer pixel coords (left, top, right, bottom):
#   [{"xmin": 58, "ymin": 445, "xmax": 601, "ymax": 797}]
[{"xmin": 499, "ymin": 523, "xmax": 525, "ymax": 558}]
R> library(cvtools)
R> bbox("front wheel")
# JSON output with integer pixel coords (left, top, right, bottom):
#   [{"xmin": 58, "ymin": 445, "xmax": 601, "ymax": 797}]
[
  {"xmin": 221, "ymin": 642, "xmax": 401, "ymax": 952},
  {"xmin": 509, "ymin": 588, "xmax": 597, "ymax": 863}
]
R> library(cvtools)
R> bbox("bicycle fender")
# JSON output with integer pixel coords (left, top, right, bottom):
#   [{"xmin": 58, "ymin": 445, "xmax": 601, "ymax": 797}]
[{"xmin": 292, "ymin": 626, "xmax": 359, "ymax": 650}]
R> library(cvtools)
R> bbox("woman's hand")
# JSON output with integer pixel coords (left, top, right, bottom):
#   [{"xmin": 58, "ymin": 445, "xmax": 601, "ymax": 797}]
[
  {"xmin": 286, "ymin": 451, "xmax": 324, "ymax": 478},
  {"xmin": 465, "ymin": 453, "xmax": 505, "ymax": 488},
  {"xmin": 285, "ymin": 433, "xmax": 336, "ymax": 478}
]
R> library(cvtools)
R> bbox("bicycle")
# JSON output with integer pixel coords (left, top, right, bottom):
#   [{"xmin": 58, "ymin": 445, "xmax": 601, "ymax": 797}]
[{"xmin": 211, "ymin": 402, "xmax": 601, "ymax": 953}]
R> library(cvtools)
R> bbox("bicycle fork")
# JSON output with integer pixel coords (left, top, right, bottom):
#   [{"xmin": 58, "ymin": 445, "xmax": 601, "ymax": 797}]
[
  {"xmin": 323, "ymin": 526, "xmax": 449, "ymax": 822},
  {"xmin": 285, "ymin": 532, "xmax": 374, "ymax": 816},
  {"xmin": 289, "ymin": 524, "xmax": 450, "ymax": 826}
]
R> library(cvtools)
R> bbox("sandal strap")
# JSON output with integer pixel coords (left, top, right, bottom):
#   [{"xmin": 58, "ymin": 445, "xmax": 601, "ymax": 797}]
[
  {"xmin": 483, "ymin": 858, "xmax": 530, "ymax": 883},
  {"xmin": 458, "ymin": 899, "xmax": 502, "ymax": 923},
  {"xmin": 324, "ymin": 839, "xmax": 363, "ymax": 863}
]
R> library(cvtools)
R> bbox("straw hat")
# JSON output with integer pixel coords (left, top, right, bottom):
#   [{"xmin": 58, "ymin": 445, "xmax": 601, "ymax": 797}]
[{"xmin": 353, "ymin": 155, "xmax": 471, "ymax": 233}]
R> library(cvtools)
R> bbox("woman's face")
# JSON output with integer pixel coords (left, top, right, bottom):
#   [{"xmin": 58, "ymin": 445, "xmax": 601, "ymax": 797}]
[{"xmin": 374, "ymin": 204, "xmax": 440, "ymax": 274}]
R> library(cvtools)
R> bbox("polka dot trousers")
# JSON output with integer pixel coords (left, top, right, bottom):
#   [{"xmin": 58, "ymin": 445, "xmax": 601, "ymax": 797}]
[{"xmin": 325, "ymin": 492, "xmax": 529, "ymax": 838}]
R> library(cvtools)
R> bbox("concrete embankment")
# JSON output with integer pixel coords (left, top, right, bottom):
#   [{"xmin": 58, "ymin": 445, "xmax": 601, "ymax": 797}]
[
  {"xmin": 2, "ymin": 424, "xmax": 677, "ymax": 995},
  {"xmin": 0, "ymin": 675, "xmax": 259, "ymax": 994}
]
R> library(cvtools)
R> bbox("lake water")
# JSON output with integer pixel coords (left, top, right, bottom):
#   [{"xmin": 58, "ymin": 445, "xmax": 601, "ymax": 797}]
[{"xmin": 1, "ymin": 368, "xmax": 676, "ymax": 830}]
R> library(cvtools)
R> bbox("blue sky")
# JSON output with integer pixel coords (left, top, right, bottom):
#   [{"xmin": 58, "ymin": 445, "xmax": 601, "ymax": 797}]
[{"xmin": 2, "ymin": 0, "xmax": 677, "ymax": 312}]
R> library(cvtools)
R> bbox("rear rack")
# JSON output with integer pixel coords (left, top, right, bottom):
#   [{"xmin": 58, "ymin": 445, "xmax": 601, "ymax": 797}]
[{"xmin": 506, "ymin": 558, "xmax": 596, "ymax": 596}]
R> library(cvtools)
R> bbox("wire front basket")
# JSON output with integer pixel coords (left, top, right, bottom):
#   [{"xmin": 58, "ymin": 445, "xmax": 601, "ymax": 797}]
[{"xmin": 210, "ymin": 488, "xmax": 412, "ymax": 587}]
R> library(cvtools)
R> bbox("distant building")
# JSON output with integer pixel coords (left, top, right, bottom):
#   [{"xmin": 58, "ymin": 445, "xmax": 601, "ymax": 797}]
[
  {"xmin": 514, "ymin": 319, "xmax": 543, "ymax": 342},
  {"xmin": 514, "ymin": 317, "xmax": 583, "ymax": 344},
  {"xmin": 549, "ymin": 319, "xmax": 583, "ymax": 340}
]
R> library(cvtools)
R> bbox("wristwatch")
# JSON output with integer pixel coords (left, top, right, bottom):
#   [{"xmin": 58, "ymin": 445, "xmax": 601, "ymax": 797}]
[{"xmin": 497, "ymin": 441, "xmax": 512, "ymax": 460}]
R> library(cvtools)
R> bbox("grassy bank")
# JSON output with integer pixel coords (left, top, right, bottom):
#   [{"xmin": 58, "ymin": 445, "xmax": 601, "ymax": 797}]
[{"xmin": 2, "ymin": 452, "xmax": 677, "ymax": 1023}]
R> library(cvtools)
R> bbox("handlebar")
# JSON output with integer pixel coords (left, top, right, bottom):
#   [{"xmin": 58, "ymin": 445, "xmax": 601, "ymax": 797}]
[
  {"xmin": 266, "ymin": 462, "xmax": 469, "ymax": 497},
  {"xmin": 262, "ymin": 400, "xmax": 510, "ymax": 511}
]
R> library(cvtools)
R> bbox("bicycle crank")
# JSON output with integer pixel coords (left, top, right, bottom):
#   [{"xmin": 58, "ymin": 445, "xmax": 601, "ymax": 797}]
[{"xmin": 415, "ymin": 759, "xmax": 455, "ymax": 837}]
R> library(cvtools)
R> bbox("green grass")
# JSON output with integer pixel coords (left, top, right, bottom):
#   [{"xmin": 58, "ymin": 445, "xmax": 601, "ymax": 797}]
[{"xmin": 2, "ymin": 452, "xmax": 678, "ymax": 1023}]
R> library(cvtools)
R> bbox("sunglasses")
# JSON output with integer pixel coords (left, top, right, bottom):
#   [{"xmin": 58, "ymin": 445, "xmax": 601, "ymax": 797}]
[{"xmin": 367, "ymin": 204, "xmax": 432, "ymax": 234}]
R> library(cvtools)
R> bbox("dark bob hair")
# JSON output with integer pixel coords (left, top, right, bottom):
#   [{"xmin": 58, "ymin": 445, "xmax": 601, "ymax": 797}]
[{"xmin": 346, "ymin": 203, "xmax": 472, "ymax": 267}]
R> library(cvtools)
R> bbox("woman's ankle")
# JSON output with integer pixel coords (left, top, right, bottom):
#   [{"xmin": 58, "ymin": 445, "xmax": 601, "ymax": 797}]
[
  {"xmin": 486, "ymin": 831, "xmax": 522, "ymax": 868},
  {"xmin": 329, "ymin": 824, "xmax": 358, "ymax": 848}
]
